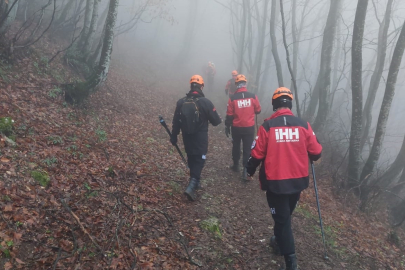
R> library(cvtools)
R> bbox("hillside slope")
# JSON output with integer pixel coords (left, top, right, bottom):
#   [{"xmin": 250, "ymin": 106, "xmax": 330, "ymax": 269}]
[{"xmin": 0, "ymin": 49, "xmax": 404, "ymax": 269}]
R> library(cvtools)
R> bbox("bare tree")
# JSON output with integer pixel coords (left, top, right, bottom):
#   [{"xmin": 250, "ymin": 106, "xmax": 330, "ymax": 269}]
[
  {"xmin": 176, "ymin": 0, "xmax": 199, "ymax": 64},
  {"xmin": 65, "ymin": 0, "xmax": 119, "ymax": 103},
  {"xmin": 83, "ymin": 0, "xmax": 99, "ymax": 57},
  {"xmin": 238, "ymin": 0, "xmax": 248, "ymax": 73},
  {"xmin": 347, "ymin": 0, "xmax": 369, "ymax": 187},
  {"xmin": 304, "ymin": 0, "xmax": 342, "ymax": 126},
  {"xmin": 78, "ymin": 0, "xmax": 94, "ymax": 49},
  {"xmin": 251, "ymin": 0, "xmax": 269, "ymax": 93},
  {"xmin": 360, "ymin": 0, "xmax": 394, "ymax": 152},
  {"xmin": 270, "ymin": 0, "xmax": 283, "ymax": 86},
  {"xmin": 360, "ymin": 20, "xmax": 405, "ymax": 188},
  {"xmin": 279, "ymin": 0, "xmax": 301, "ymax": 117},
  {"xmin": 0, "ymin": 0, "xmax": 20, "ymax": 35}
]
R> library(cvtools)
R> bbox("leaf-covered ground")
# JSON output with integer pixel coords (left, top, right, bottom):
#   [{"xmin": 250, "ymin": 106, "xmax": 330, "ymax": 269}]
[{"xmin": 0, "ymin": 41, "xmax": 404, "ymax": 270}]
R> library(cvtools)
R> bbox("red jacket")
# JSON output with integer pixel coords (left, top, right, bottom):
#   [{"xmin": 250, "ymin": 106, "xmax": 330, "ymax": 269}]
[
  {"xmin": 247, "ymin": 109, "xmax": 322, "ymax": 194},
  {"xmin": 225, "ymin": 87, "xmax": 261, "ymax": 128},
  {"xmin": 225, "ymin": 78, "xmax": 237, "ymax": 96}
]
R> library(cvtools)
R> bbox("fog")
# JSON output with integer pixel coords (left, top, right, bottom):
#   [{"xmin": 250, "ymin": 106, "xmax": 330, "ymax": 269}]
[{"xmin": 101, "ymin": 0, "xmax": 405, "ymax": 215}]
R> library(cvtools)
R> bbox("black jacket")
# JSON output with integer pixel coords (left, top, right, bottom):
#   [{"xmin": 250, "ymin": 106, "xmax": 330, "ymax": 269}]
[{"xmin": 172, "ymin": 89, "xmax": 222, "ymax": 155}]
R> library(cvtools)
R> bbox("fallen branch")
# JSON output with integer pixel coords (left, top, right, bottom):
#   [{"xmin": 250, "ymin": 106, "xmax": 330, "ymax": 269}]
[
  {"xmin": 61, "ymin": 199, "xmax": 102, "ymax": 251},
  {"xmin": 1, "ymin": 133, "xmax": 16, "ymax": 146}
]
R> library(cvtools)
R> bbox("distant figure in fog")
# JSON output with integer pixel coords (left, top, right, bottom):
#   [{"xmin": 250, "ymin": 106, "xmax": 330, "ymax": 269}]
[
  {"xmin": 205, "ymin": 61, "xmax": 216, "ymax": 92},
  {"xmin": 245, "ymin": 87, "xmax": 322, "ymax": 270},
  {"xmin": 171, "ymin": 75, "xmax": 222, "ymax": 201},
  {"xmin": 225, "ymin": 74, "xmax": 261, "ymax": 181},
  {"xmin": 225, "ymin": 70, "xmax": 238, "ymax": 97}
]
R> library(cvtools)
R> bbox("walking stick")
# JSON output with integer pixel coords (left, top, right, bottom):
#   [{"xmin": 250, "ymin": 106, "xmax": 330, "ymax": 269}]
[
  {"xmin": 310, "ymin": 160, "xmax": 329, "ymax": 260},
  {"xmin": 255, "ymin": 114, "xmax": 258, "ymax": 135},
  {"xmin": 159, "ymin": 115, "xmax": 188, "ymax": 166}
]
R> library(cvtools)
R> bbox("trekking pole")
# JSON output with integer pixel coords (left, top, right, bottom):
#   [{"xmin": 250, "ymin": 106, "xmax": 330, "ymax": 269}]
[
  {"xmin": 159, "ymin": 115, "xmax": 188, "ymax": 166},
  {"xmin": 310, "ymin": 160, "xmax": 329, "ymax": 260},
  {"xmin": 255, "ymin": 115, "xmax": 258, "ymax": 135}
]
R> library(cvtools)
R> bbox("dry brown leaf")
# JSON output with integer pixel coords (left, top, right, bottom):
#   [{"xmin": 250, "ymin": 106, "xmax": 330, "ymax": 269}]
[
  {"xmin": 1, "ymin": 157, "xmax": 10, "ymax": 163},
  {"xmin": 15, "ymin": 258, "xmax": 25, "ymax": 264},
  {"xmin": 4, "ymin": 262, "xmax": 12, "ymax": 270}
]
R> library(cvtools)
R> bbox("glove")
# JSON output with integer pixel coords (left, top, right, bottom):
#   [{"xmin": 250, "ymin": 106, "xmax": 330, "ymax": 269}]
[
  {"xmin": 225, "ymin": 126, "xmax": 230, "ymax": 138},
  {"xmin": 313, "ymin": 158, "xmax": 322, "ymax": 165},
  {"xmin": 246, "ymin": 166, "xmax": 256, "ymax": 177},
  {"xmin": 170, "ymin": 135, "xmax": 177, "ymax": 146}
]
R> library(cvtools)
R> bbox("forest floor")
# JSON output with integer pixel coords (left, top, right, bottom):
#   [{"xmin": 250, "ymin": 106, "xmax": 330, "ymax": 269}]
[{"xmin": 0, "ymin": 39, "xmax": 404, "ymax": 270}]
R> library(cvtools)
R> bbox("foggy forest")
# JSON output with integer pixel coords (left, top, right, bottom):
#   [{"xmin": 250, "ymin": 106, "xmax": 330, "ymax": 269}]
[{"xmin": 0, "ymin": 0, "xmax": 405, "ymax": 269}]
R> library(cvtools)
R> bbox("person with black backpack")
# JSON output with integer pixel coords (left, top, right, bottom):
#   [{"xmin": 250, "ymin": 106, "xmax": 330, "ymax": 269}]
[{"xmin": 171, "ymin": 75, "xmax": 222, "ymax": 201}]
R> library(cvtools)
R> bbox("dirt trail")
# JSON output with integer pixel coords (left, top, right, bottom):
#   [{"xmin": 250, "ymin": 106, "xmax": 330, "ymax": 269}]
[
  {"xmin": 110, "ymin": 58, "xmax": 404, "ymax": 270},
  {"xmin": 112, "ymin": 48, "xmax": 405, "ymax": 269}
]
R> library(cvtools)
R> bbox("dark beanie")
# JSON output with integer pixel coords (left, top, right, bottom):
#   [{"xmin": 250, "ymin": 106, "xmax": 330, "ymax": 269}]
[{"xmin": 272, "ymin": 96, "xmax": 293, "ymax": 111}]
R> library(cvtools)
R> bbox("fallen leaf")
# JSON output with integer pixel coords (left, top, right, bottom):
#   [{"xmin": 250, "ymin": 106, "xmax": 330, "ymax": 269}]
[
  {"xmin": 15, "ymin": 258, "xmax": 25, "ymax": 264},
  {"xmin": 4, "ymin": 262, "xmax": 12, "ymax": 270},
  {"xmin": 1, "ymin": 157, "xmax": 10, "ymax": 163}
]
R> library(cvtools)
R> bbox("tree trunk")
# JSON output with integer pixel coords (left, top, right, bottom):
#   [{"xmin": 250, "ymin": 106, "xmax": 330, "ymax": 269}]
[
  {"xmin": 176, "ymin": 0, "xmax": 198, "ymax": 64},
  {"xmin": 55, "ymin": 0, "xmax": 75, "ymax": 26},
  {"xmin": 0, "ymin": 0, "xmax": 19, "ymax": 35},
  {"xmin": 237, "ymin": 0, "xmax": 247, "ymax": 73},
  {"xmin": 279, "ymin": 0, "xmax": 300, "ymax": 117},
  {"xmin": 360, "ymin": 134, "xmax": 405, "ymax": 211},
  {"xmin": 359, "ymin": 20, "xmax": 405, "ymax": 185},
  {"xmin": 347, "ymin": 0, "xmax": 369, "ymax": 187},
  {"xmin": 65, "ymin": 0, "xmax": 118, "ymax": 103},
  {"xmin": 94, "ymin": 0, "xmax": 118, "ymax": 87},
  {"xmin": 246, "ymin": 0, "xmax": 253, "ymax": 72},
  {"xmin": 360, "ymin": 0, "xmax": 394, "ymax": 152},
  {"xmin": 78, "ymin": 0, "xmax": 94, "ymax": 49},
  {"xmin": 270, "ymin": 0, "xmax": 283, "ymax": 87},
  {"xmin": 83, "ymin": 0, "xmax": 99, "ymax": 57},
  {"xmin": 290, "ymin": 0, "xmax": 297, "ymax": 92},
  {"xmin": 252, "ymin": 0, "xmax": 269, "ymax": 93},
  {"xmin": 307, "ymin": 0, "xmax": 342, "ymax": 129}
]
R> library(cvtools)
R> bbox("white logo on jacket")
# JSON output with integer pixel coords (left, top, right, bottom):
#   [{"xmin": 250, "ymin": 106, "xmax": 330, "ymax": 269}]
[
  {"xmin": 251, "ymin": 136, "xmax": 259, "ymax": 149},
  {"xmin": 275, "ymin": 128, "xmax": 299, "ymax": 142},
  {"xmin": 237, "ymin": 99, "xmax": 251, "ymax": 108}
]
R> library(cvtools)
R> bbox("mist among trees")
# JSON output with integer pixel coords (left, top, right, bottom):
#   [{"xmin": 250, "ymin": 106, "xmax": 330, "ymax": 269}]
[{"xmin": 1, "ymin": 0, "xmax": 405, "ymax": 268}]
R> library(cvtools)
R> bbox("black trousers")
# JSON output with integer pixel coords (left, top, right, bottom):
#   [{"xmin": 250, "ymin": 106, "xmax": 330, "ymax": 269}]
[
  {"xmin": 266, "ymin": 191, "xmax": 301, "ymax": 255},
  {"xmin": 187, "ymin": 155, "xmax": 206, "ymax": 181},
  {"xmin": 231, "ymin": 126, "xmax": 255, "ymax": 167}
]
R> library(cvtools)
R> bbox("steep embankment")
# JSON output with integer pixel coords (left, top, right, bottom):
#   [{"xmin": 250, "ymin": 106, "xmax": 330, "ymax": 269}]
[{"xmin": 0, "ymin": 48, "xmax": 404, "ymax": 270}]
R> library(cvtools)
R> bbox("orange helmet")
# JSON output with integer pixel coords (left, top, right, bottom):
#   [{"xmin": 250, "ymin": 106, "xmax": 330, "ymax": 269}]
[
  {"xmin": 235, "ymin": 74, "xmax": 247, "ymax": 83},
  {"xmin": 232, "ymin": 70, "xmax": 238, "ymax": 76},
  {"xmin": 272, "ymin": 87, "xmax": 293, "ymax": 100},
  {"xmin": 190, "ymin": 75, "xmax": 204, "ymax": 86}
]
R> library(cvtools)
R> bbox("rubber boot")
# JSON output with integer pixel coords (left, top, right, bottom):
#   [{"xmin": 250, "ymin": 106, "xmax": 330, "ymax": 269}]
[
  {"xmin": 184, "ymin": 178, "xmax": 199, "ymax": 201},
  {"xmin": 280, "ymin": 254, "xmax": 298, "ymax": 270},
  {"xmin": 229, "ymin": 161, "xmax": 239, "ymax": 172},
  {"xmin": 270, "ymin": 236, "xmax": 281, "ymax": 255}
]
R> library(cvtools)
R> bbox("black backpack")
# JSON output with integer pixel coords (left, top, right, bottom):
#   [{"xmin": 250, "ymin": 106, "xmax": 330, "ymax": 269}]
[{"xmin": 180, "ymin": 97, "xmax": 202, "ymax": 134}]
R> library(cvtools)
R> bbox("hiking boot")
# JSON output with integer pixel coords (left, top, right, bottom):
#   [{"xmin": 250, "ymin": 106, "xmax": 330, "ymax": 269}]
[
  {"xmin": 280, "ymin": 254, "xmax": 298, "ymax": 270},
  {"xmin": 184, "ymin": 178, "xmax": 199, "ymax": 201},
  {"xmin": 270, "ymin": 236, "xmax": 281, "ymax": 255},
  {"xmin": 229, "ymin": 163, "xmax": 239, "ymax": 172},
  {"xmin": 242, "ymin": 168, "xmax": 248, "ymax": 181}
]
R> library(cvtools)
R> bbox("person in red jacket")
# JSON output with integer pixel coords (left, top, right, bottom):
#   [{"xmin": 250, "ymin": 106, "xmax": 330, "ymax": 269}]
[
  {"xmin": 225, "ymin": 74, "xmax": 261, "ymax": 180},
  {"xmin": 245, "ymin": 87, "xmax": 322, "ymax": 270},
  {"xmin": 225, "ymin": 70, "xmax": 238, "ymax": 97}
]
